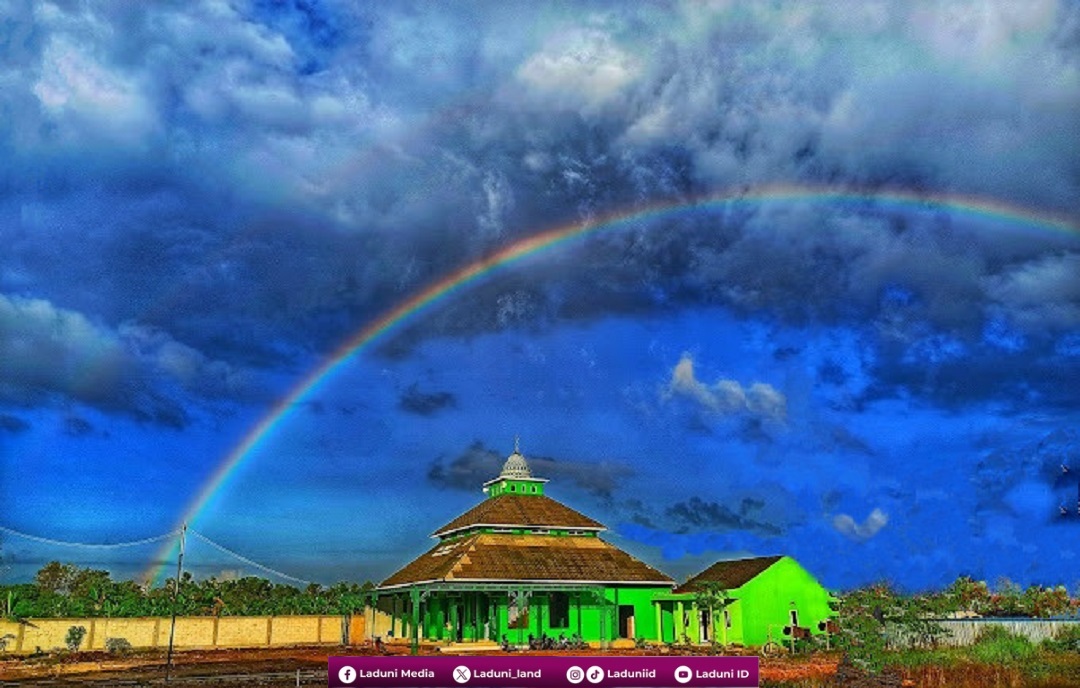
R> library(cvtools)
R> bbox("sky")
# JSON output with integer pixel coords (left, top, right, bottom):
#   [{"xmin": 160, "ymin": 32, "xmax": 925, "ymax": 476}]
[{"xmin": 1, "ymin": 0, "xmax": 1079, "ymax": 594}]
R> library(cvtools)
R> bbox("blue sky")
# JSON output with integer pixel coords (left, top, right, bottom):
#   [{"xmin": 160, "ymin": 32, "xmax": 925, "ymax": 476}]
[{"xmin": 1, "ymin": 0, "xmax": 1079, "ymax": 593}]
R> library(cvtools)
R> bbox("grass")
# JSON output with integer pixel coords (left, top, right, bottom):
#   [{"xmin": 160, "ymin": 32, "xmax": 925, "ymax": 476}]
[{"xmin": 759, "ymin": 627, "xmax": 1080, "ymax": 687}]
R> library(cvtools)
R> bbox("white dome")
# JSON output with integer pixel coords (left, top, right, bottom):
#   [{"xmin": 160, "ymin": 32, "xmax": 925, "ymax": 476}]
[{"xmin": 500, "ymin": 450, "xmax": 532, "ymax": 479}]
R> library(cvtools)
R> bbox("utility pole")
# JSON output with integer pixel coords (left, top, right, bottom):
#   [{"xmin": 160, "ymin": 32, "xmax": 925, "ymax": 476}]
[{"xmin": 165, "ymin": 523, "xmax": 187, "ymax": 682}]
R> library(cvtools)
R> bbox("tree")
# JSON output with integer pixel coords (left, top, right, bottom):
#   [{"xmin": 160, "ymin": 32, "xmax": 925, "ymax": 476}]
[
  {"xmin": 835, "ymin": 583, "xmax": 946, "ymax": 673},
  {"xmin": 693, "ymin": 581, "xmax": 735, "ymax": 647},
  {"xmin": 35, "ymin": 562, "xmax": 78, "ymax": 595}
]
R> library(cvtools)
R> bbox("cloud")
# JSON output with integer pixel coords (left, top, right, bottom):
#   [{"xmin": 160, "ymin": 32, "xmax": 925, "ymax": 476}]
[
  {"xmin": 666, "ymin": 496, "xmax": 786, "ymax": 537},
  {"xmin": 427, "ymin": 441, "xmax": 634, "ymax": 499},
  {"xmin": 0, "ymin": 414, "xmax": 30, "ymax": 433},
  {"xmin": 666, "ymin": 353, "xmax": 787, "ymax": 422},
  {"xmin": 0, "ymin": 0, "xmax": 1076, "ymax": 419},
  {"xmin": 0, "ymin": 294, "xmax": 262, "ymax": 426},
  {"xmin": 832, "ymin": 508, "xmax": 889, "ymax": 542},
  {"xmin": 985, "ymin": 253, "xmax": 1080, "ymax": 331},
  {"xmin": 398, "ymin": 384, "xmax": 456, "ymax": 416},
  {"xmin": 515, "ymin": 26, "xmax": 642, "ymax": 115},
  {"xmin": 63, "ymin": 416, "xmax": 94, "ymax": 437}
]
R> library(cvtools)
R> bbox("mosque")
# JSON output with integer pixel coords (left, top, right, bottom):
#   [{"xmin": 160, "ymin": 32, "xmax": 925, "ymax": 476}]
[{"xmin": 371, "ymin": 442, "xmax": 833, "ymax": 652}]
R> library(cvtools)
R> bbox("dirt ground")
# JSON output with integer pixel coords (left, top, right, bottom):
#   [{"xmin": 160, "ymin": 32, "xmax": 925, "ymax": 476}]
[{"xmin": 0, "ymin": 644, "xmax": 841, "ymax": 685}]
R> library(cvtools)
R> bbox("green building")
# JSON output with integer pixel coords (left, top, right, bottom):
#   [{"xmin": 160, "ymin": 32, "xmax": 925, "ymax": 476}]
[
  {"xmin": 654, "ymin": 555, "xmax": 835, "ymax": 647},
  {"xmin": 373, "ymin": 444, "xmax": 834, "ymax": 652},
  {"xmin": 374, "ymin": 443, "xmax": 675, "ymax": 652}
]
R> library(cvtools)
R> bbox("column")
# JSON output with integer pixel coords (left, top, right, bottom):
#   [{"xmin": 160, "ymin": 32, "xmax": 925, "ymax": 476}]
[{"xmin": 410, "ymin": 588, "xmax": 421, "ymax": 656}]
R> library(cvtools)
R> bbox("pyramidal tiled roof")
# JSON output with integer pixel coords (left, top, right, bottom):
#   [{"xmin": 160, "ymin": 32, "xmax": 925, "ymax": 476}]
[
  {"xmin": 674, "ymin": 555, "xmax": 784, "ymax": 593},
  {"xmin": 432, "ymin": 494, "xmax": 605, "ymax": 537},
  {"xmin": 379, "ymin": 533, "xmax": 674, "ymax": 588}
]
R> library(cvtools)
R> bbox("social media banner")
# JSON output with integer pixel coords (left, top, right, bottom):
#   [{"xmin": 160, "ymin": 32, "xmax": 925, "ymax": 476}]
[{"xmin": 329, "ymin": 656, "xmax": 758, "ymax": 687}]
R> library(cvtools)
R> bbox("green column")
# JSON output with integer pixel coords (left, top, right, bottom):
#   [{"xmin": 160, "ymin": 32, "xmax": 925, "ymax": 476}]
[
  {"xmin": 410, "ymin": 588, "xmax": 420, "ymax": 656},
  {"xmin": 390, "ymin": 597, "xmax": 397, "ymax": 638},
  {"xmin": 576, "ymin": 593, "xmax": 582, "ymax": 637},
  {"xmin": 655, "ymin": 602, "xmax": 662, "ymax": 642},
  {"xmin": 675, "ymin": 601, "xmax": 684, "ymax": 643}
]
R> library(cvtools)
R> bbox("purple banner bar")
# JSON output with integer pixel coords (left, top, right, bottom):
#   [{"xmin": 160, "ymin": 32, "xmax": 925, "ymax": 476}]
[{"xmin": 329, "ymin": 656, "xmax": 758, "ymax": 688}]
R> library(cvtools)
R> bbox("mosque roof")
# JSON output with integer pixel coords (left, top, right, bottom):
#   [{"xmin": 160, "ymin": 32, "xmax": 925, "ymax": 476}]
[
  {"xmin": 432, "ymin": 494, "xmax": 605, "ymax": 538},
  {"xmin": 378, "ymin": 533, "xmax": 674, "ymax": 588}
]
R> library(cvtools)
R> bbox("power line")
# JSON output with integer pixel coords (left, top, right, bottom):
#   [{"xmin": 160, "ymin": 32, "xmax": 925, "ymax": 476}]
[
  {"xmin": 0, "ymin": 524, "xmax": 312, "ymax": 586},
  {"xmin": 188, "ymin": 530, "xmax": 311, "ymax": 585},
  {"xmin": 0, "ymin": 525, "xmax": 178, "ymax": 549}
]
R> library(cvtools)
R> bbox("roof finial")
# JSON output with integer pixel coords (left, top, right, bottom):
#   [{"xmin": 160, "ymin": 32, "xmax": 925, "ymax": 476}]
[{"xmin": 514, "ymin": 435, "xmax": 520, "ymax": 454}]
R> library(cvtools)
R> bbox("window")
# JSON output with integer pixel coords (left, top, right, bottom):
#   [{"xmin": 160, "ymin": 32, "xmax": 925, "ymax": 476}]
[
  {"xmin": 723, "ymin": 609, "xmax": 732, "ymax": 628},
  {"xmin": 789, "ymin": 609, "xmax": 799, "ymax": 627},
  {"xmin": 510, "ymin": 485, "xmax": 516, "ymax": 492},
  {"xmin": 549, "ymin": 593, "xmax": 570, "ymax": 628}
]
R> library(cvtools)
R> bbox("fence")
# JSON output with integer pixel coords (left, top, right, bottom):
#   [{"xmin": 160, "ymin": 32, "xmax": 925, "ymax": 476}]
[
  {"xmin": 0, "ymin": 614, "xmax": 362, "ymax": 655},
  {"xmin": 933, "ymin": 618, "xmax": 1080, "ymax": 646}
]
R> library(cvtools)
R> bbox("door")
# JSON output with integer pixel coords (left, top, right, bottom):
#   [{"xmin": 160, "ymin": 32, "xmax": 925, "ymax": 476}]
[{"xmin": 617, "ymin": 605, "xmax": 635, "ymax": 639}]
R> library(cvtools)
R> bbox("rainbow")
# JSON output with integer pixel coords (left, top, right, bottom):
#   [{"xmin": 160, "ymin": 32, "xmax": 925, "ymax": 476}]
[{"xmin": 147, "ymin": 185, "xmax": 1078, "ymax": 583}]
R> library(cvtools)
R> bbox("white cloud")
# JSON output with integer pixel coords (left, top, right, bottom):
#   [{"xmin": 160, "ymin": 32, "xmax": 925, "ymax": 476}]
[
  {"xmin": 516, "ymin": 27, "xmax": 642, "ymax": 114},
  {"xmin": 832, "ymin": 508, "xmax": 889, "ymax": 541},
  {"xmin": 985, "ymin": 253, "xmax": 1080, "ymax": 330},
  {"xmin": 33, "ymin": 36, "xmax": 157, "ymax": 145},
  {"xmin": 666, "ymin": 353, "xmax": 787, "ymax": 422}
]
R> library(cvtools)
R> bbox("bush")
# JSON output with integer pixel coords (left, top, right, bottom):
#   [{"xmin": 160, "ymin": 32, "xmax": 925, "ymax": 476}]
[
  {"xmin": 64, "ymin": 625, "xmax": 86, "ymax": 652},
  {"xmin": 970, "ymin": 625, "xmax": 1035, "ymax": 665},
  {"xmin": 1042, "ymin": 625, "xmax": 1080, "ymax": 653},
  {"xmin": 105, "ymin": 637, "xmax": 133, "ymax": 655}
]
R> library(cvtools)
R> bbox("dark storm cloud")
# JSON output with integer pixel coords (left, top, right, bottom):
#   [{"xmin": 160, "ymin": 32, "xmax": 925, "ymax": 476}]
[
  {"xmin": 398, "ymin": 384, "xmax": 456, "ymax": 416},
  {"xmin": 427, "ymin": 441, "xmax": 633, "ymax": 499},
  {"xmin": 1, "ymin": 0, "xmax": 1078, "ymax": 418},
  {"xmin": 0, "ymin": 294, "xmax": 262, "ymax": 426},
  {"xmin": 666, "ymin": 496, "xmax": 785, "ymax": 537},
  {"xmin": 0, "ymin": 414, "xmax": 30, "ymax": 433},
  {"xmin": 970, "ymin": 428, "xmax": 1078, "ymax": 519},
  {"xmin": 63, "ymin": 416, "xmax": 94, "ymax": 437},
  {"xmin": 617, "ymin": 484, "xmax": 801, "ymax": 541}
]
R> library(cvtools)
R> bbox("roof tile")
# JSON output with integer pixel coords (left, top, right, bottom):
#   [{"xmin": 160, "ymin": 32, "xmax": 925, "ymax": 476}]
[
  {"xmin": 432, "ymin": 495, "xmax": 605, "ymax": 536},
  {"xmin": 380, "ymin": 533, "xmax": 673, "ymax": 587},
  {"xmin": 674, "ymin": 555, "xmax": 783, "ymax": 593}
]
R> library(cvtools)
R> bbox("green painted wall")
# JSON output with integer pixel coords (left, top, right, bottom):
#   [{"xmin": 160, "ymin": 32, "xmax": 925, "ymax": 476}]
[
  {"xmin": 653, "ymin": 557, "xmax": 832, "ymax": 648},
  {"xmin": 486, "ymin": 479, "xmax": 545, "ymax": 497},
  {"xmin": 396, "ymin": 585, "xmax": 670, "ymax": 644},
  {"xmin": 727, "ymin": 556, "xmax": 832, "ymax": 646}
]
